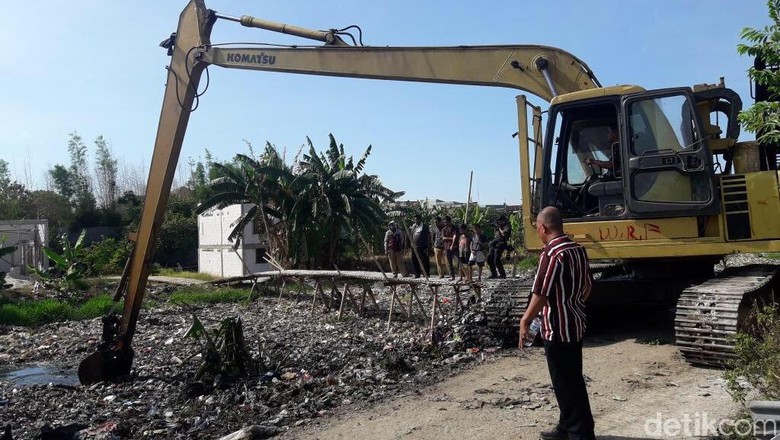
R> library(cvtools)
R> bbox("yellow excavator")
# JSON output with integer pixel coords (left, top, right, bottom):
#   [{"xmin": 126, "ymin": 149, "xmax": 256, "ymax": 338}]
[{"xmin": 78, "ymin": 0, "xmax": 780, "ymax": 384}]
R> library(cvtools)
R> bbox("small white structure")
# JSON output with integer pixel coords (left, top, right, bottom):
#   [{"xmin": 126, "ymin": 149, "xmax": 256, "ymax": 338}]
[
  {"xmin": 197, "ymin": 204, "xmax": 270, "ymax": 278},
  {"xmin": 0, "ymin": 220, "xmax": 49, "ymax": 276}
]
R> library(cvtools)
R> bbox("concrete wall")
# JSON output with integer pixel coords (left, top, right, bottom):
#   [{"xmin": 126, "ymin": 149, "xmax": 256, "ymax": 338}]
[
  {"xmin": 0, "ymin": 220, "xmax": 49, "ymax": 275},
  {"xmin": 197, "ymin": 204, "xmax": 270, "ymax": 277}
]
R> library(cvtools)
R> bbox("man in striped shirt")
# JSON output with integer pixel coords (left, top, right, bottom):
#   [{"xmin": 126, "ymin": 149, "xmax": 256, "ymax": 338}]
[{"xmin": 520, "ymin": 206, "xmax": 595, "ymax": 440}]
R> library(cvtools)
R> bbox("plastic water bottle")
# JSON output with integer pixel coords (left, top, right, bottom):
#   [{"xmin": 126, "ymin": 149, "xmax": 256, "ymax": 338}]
[{"xmin": 524, "ymin": 316, "xmax": 542, "ymax": 347}]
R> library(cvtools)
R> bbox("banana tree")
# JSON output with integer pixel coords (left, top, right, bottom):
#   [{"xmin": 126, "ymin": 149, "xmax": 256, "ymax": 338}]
[{"xmin": 30, "ymin": 229, "xmax": 88, "ymax": 292}]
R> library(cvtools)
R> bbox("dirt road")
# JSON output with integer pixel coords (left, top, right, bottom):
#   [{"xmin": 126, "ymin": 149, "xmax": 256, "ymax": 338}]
[{"xmin": 282, "ymin": 332, "xmax": 736, "ymax": 440}]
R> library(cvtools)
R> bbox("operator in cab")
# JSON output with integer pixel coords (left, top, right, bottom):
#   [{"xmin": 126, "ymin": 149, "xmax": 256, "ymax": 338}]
[{"xmin": 584, "ymin": 123, "xmax": 618, "ymax": 171}]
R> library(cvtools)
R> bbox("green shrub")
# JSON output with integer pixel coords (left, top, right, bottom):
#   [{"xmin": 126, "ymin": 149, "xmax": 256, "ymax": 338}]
[
  {"xmin": 724, "ymin": 305, "xmax": 780, "ymax": 403},
  {"xmin": 82, "ymin": 237, "xmax": 129, "ymax": 276}
]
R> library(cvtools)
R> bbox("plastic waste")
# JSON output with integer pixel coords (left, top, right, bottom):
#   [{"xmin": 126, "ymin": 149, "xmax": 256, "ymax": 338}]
[{"xmin": 524, "ymin": 316, "xmax": 542, "ymax": 347}]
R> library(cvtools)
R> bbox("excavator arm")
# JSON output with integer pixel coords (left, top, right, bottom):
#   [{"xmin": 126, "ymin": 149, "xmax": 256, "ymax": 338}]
[
  {"xmin": 199, "ymin": 45, "xmax": 597, "ymax": 102},
  {"xmin": 78, "ymin": 0, "xmax": 599, "ymax": 384}
]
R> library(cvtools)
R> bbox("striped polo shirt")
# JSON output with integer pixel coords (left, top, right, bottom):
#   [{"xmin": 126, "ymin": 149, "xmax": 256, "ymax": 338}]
[{"xmin": 531, "ymin": 234, "xmax": 593, "ymax": 343}]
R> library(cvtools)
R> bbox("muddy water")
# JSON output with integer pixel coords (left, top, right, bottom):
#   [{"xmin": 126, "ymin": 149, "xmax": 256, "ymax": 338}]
[{"xmin": 0, "ymin": 365, "xmax": 79, "ymax": 386}]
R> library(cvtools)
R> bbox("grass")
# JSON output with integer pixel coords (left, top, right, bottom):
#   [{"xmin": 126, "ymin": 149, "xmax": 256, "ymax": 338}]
[
  {"xmin": 515, "ymin": 254, "xmax": 540, "ymax": 270},
  {"xmin": 152, "ymin": 268, "xmax": 216, "ymax": 281},
  {"xmin": 0, "ymin": 294, "xmax": 122, "ymax": 327},
  {"xmin": 763, "ymin": 252, "xmax": 780, "ymax": 260},
  {"xmin": 169, "ymin": 286, "xmax": 252, "ymax": 305},
  {"xmin": 0, "ymin": 286, "xmax": 251, "ymax": 327}
]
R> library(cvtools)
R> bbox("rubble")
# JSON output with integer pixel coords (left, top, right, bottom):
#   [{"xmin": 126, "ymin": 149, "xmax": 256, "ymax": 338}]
[{"xmin": 0, "ymin": 284, "xmax": 507, "ymax": 439}]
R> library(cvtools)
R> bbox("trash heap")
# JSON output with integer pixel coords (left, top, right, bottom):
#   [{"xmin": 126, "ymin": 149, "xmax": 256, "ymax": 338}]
[{"xmin": 0, "ymin": 287, "xmax": 506, "ymax": 439}]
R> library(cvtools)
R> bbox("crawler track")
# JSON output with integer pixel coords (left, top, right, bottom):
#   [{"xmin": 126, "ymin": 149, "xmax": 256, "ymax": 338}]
[
  {"xmin": 674, "ymin": 265, "xmax": 779, "ymax": 368},
  {"xmin": 484, "ymin": 278, "xmax": 534, "ymax": 347}
]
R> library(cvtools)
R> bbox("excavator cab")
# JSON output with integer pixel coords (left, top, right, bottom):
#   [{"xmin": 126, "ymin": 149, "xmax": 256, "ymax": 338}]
[{"xmin": 540, "ymin": 87, "xmax": 721, "ymax": 221}]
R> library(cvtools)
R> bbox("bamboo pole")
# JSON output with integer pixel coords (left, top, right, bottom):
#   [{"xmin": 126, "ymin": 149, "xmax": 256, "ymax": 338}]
[
  {"xmin": 408, "ymin": 285, "xmax": 414, "ymax": 321},
  {"xmin": 429, "ymin": 285, "xmax": 438, "ymax": 337},
  {"xmin": 387, "ymin": 286, "xmax": 397, "ymax": 331},
  {"xmin": 345, "ymin": 284, "xmax": 359, "ymax": 313},
  {"xmin": 464, "ymin": 170, "xmax": 473, "ymax": 224},
  {"xmin": 338, "ymin": 282, "xmax": 349, "ymax": 320},
  {"xmin": 364, "ymin": 285, "xmax": 380, "ymax": 312},
  {"xmin": 359, "ymin": 285, "xmax": 367, "ymax": 316},
  {"xmin": 429, "ymin": 285, "xmax": 446, "ymax": 320},
  {"xmin": 357, "ymin": 233, "xmax": 392, "ymax": 283},
  {"xmin": 410, "ymin": 284, "xmax": 427, "ymax": 318},
  {"xmin": 400, "ymin": 220, "xmax": 429, "ymax": 279},
  {"xmin": 311, "ymin": 281, "xmax": 324, "ymax": 312}
]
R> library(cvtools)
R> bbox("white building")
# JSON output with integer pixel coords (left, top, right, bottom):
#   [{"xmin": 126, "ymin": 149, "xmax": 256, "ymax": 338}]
[
  {"xmin": 197, "ymin": 204, "xmax": 270, "ymax": 278},
  {"xmin": 0, "ymin": 220, "xmax": 49, "ymax": 276}
]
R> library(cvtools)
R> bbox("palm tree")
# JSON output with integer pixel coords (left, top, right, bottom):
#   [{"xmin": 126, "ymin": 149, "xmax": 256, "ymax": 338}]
[
  {"xmin": 196, "ymin": 135, "xmax": 401, "ymax": 269},
  {"xmin": 195, "ymin": 143, "xmax": 297, "ymax": 264},
  {"xmin": 297, "ymin": 134, "xmax": 401, "ymax": 267}
]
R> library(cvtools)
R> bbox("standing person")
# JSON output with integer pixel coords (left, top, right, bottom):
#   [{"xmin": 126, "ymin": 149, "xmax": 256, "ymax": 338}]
[
  {"xmin": 468, "ymin": 223, "xmax": 487, "ymax": 282},
  {"xmin": 519, "ymin": 206, "xmax": 595, "ymax": 440},
  {"xmin": 457, "ymin": 224, "xmax": 470, "ymax": 282},
  {"xmin": 384, "ymin": 221, "xmax": 407, "ymax": 278},
  {"xmin": 441, "ymin": 216, "xmax": 457, "ymax": 280},
  {"xmin": 410, "ymin": 214, "xmax": 430, "ymax": 278},
  {"xmin": 432, "ymin": 217, "xmax": 447, "ymax": 278},
  {"xmin": 487, "ymin": 214, "xmax": 512, "ymax": 279}
]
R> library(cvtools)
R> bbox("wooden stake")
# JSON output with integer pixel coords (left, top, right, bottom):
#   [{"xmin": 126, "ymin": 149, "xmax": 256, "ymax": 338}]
[
  {"xmin": 429, "ymin": 285, "xmax": 446, "ymax": 319},
  {"xmin": 365, "ymin": 285, "xmax": 380, "ymax": 312},
  {"xmin": 410, "ymin": 285, "xmax": 427, "ymax": 318},
  {"xmin": 387, "ymin": 286, "xmax": 397, "ymax": 331},
  {"xmin": 430, "ymin": 285, "xmax": 438, "ymax": 337},
  {"xmin": 453, "ymin": 285, "xmax": 464, "ymax": 312},
  {"xmin": 311, "ymin": 280, "xmax": 321, "ymax": 313},
  {"xmin": 359, "ymin": 284, "xmax": 367, "ymax": 316},
  {"xmin": 346, "ymin": 285, "xmax": 359, "ymax": 313},
  {"xmin": 357, "ymin": 233, "xmax": 393, "ymax": 283},
  {"xmin": 408, "ymin": 285, "xmax": 414, "ymax": 321},
  {"xmin": 338, "ymin": 282, "xmax": 348, "ymax": 320}
]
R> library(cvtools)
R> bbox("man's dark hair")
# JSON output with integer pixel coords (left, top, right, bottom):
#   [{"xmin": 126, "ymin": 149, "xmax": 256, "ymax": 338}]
[
  {"xmin": 435, "ymin": 216, "xmax": 442, "ymax": 222},
  {"xmin": 444, "ymin": 215, "xmax": 452, "ymax": 222}
]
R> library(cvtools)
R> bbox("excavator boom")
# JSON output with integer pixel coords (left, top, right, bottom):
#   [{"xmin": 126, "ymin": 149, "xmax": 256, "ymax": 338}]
[
  {"xmin": 78, "ymin": 0, "xmax": 598, "ymax": 384},
  {"xmin": 200, "ymin": 45, "xmax": 598, "ymax": 102}
]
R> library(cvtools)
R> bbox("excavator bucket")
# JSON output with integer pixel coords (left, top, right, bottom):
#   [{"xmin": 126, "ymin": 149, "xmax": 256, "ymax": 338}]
[
  {"xmin": 78, "ymin": 349, "xmax": 134, "ymax": 385},
  {"xmin": 78, "ymin": 314, "xmax": 134, "ymax": 385}
]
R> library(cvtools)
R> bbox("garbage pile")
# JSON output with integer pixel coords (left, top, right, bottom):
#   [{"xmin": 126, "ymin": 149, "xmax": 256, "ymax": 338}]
[{"xmin": 0, "ymin": 289, "xmax": 506, "ymax": 439}]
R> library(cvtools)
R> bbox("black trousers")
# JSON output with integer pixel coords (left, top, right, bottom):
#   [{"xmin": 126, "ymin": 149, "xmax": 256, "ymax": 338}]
[
  {"xmin": 544, "ymin": 339, "xmax": 595, "ymax": 440},
  {"xmin": 486, "ymin": 247, "xmax": 505, "ymax": 277},
  {"xmin": 445, "ymin": 248, "xmax": 456, "ymax": 277},
  {"xmin": 412, "ymin": 246, "xmax": 430, "ymax": 277}
]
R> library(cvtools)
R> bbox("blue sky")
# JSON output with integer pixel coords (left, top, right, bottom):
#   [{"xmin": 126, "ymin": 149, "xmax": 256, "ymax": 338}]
[{"xmin": 0, "ymin": 1, "xmax": 770, "ymax": 204}]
